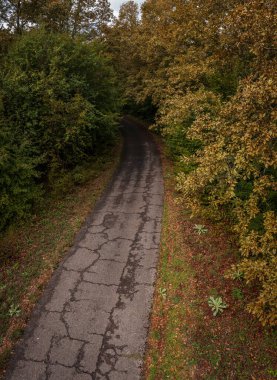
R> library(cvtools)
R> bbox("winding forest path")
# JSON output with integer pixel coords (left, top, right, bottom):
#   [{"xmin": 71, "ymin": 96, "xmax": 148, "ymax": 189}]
[{"xmin": 6, "ymin": 118, "xmax": 164, "ymax": 380}]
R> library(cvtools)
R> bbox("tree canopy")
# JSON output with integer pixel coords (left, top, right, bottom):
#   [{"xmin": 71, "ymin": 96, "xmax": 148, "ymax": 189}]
[
  {"xmin": 0, "ymin": 0, "xmax": 113, "ymax": 36},
  {"xmin": 0, "ymin": 1, "xmax": 120, "ymax": 232},
  {"xmin": 107, "ymin": 0, "xmax": 276, "ymax": 326}
]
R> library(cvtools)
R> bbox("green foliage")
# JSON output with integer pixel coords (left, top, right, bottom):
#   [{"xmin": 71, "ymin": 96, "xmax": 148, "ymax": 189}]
[
  {"xmin": 193, "ymin": 224, "xmax": 208, "ymax": 235},
  {"xmin": 2, "ymin": 30, "xmax": 119, "ymax": 168},
  {"xmin": 0, "ymin": 125, "xmax": 42, "ymax": 231},
  {"xmin": 159, "ymin": 288, "xmax": 167, "ymax": 300},
  {"xmin": 0, "ymin": 29, "xmax": 121, "ymax": 232},
  {"xmin": 208, "ymin": 296, "xmax": 228, "ymax": 316},
  {"xmin": 8, "ymin": 304, "xmax": 21, "ymax": 317},
  {"xmin": 230, "ymin": 267, "xmax": 244, "ymax": 281},
  {"xmin": 232, "ymin": 288, "xmax": 244, "ymax": 301},
  {"xmin": 268, "ymin": 369, "xmax": 277, "ymax": 377}
]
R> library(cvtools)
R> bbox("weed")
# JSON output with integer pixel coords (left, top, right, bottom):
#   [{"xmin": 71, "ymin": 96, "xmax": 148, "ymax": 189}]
[
  {"xmin": 10, "ymin": 328, "xmax": 24, "ymax": 341},
  {"xmin": 8, "ymin": 304, "xmax": 21, "ymax": 317},
  {"xmin": 210, "ymin": 352, "xmax": 222, "ymax": 368},
  {"xmin": 152, "ymin": 330, "xmax": 161, "ymax": 340},
  {"xmin": 268, "ymin": 368, "xmax": 277, "ymax": 377},
  {"xmin": 232, "ymin": 288, "xmax": 244, "ymax": 301},
  {"xmin": 159, "ymin": 288, "xmax": 167, "ymax": 300},
  {"xmin": 173, "ymin": 295, "xmax": 181, "ymax": 304},
  {"xmin": 208, "ymin": 296, "xmax": 228, "ymax": 316},
  {"xmin": 12, "ymin": 262, "xmax": 20, "ymax": 270},
  {"xmin": 232, "ymin": 268, "xmax": 244, "ymax": 281},
  {"xmin": 22, "ymin": 271, "xmax": 30, "ymax": 278},
  {"xmin": 193, "ymin": 224, "xmax": 208, "ymax": 235},
  {"xmin": 188, "ymin": 358, "xmax": 198, "ymax": 367}
]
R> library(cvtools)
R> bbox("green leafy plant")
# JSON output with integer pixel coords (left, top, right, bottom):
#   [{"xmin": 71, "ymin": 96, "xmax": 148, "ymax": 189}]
[
  {"xmin": 268, "ymin": 369, "xmax": 277, "ymax": 377},
  {"xmin": 159, "ymin": 288, "xmax": 167, "ymax": 300},
  {"xmin": 232, "ymin": 268, "xmax": 244, "ymax": 281},
  {"xmin": 208, "ymin": 296, "xmax": 228, "ymax": 316},
  {"xmin": 8, "ymin": 304, "xmax": 21, "ymax": 317},
  {"xmin": 0, "ymin": 30, "xmax": 120, "ymax": 234},
  {"xmin": 232, "ymin": 288, "xmax": 244, "ymax": 301},
  {"xmin": 193, "ymin": 224, "xmax": 208, "ymax": 235}
]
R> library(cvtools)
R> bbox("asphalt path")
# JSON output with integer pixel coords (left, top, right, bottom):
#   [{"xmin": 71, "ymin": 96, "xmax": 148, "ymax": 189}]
[{"xmin": 5, "ymin": 118, "xmax": 164, "ymax": 380}]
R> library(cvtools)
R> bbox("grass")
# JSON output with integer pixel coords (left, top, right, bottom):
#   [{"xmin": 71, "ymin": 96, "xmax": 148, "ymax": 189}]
[
  {"xmin": 144, "ymin": 137, "xmax": 276, "ymax": 380},
  {"xmin": 0, "ymin": 139, "xmax": 122, "ymax": 378}
]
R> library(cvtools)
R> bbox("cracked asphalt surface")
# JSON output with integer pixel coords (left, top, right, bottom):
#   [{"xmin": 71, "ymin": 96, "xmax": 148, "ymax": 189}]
[{"xmin": 5, "ymin": 119, "xmax": 164, "ymax": 380}]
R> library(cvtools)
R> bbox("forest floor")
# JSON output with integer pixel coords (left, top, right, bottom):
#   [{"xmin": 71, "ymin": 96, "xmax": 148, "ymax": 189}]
[
  {"xmin": 0, "ymin": 139, "xmax": 122, "ymax": 379},
  {"xmin": 144, "ymin": 137, "xmax": 277, "ymax": 380}
]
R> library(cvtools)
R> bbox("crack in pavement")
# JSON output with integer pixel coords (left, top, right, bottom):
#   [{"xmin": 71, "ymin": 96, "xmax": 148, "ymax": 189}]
[{"xmin": 5, "ymin": 119, "xmax": 164, "ymax": 380}]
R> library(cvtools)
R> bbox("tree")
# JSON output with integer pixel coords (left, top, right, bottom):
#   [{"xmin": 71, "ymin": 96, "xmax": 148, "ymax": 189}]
[
  {"xmin": 176, "ymin": 0, "xmax": 276, "ymax": 326},
  {"xmin": 105, "ymin": 1, "xmax": 140, "ymax": 80},
  {"xmin": 105, "ymin": 0, "xmax": 277, "ymax": 325},
  {"xmin": 0, "ymin": 0, "xmax": 113, "ymax": 37},
  {"xmin": 0, "ymin": 0, "xmax": 35, "ymax": 33},
  {"xmin": 0, "ymin": 30, "xmax": 120, "ymax": 231}
]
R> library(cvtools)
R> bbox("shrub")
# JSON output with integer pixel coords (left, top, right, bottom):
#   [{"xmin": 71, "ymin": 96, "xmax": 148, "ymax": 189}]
[
  {"xmin": 0, "ymin": 124, "xmax": 41, "ymax": 231},
  {"xmin": 1, "ymin": 30, "xmax": 119, "ymax": 172}
]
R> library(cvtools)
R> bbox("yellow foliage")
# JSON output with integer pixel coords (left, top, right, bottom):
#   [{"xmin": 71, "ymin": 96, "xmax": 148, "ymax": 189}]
[{"xmin": 107, "ymin": 0, "xmax": 277, "ymax": 325}]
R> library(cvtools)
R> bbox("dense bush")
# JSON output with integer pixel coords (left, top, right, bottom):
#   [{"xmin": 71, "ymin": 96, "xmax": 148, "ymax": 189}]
[
  {"xmin": 0, "ymin": 123, "xmax": 41, "ymax": 231},
  {"xmin": 0, "ymin": 30, "xmax": 120, "ymax": 231}
]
